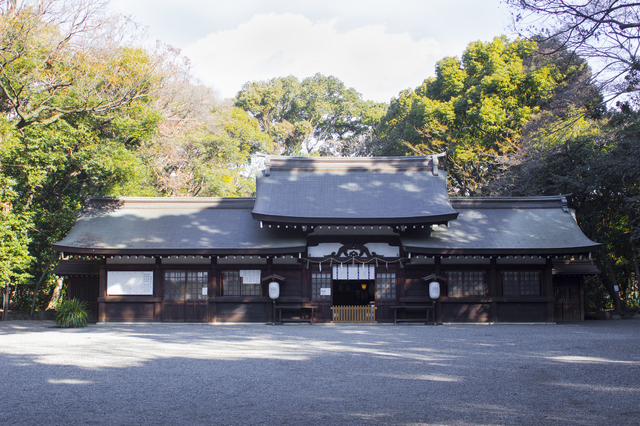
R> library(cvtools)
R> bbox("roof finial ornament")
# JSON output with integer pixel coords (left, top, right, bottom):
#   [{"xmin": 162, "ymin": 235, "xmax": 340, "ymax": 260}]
[
  {"xmin": 431, "ymin": 152, "xmax": 446, "ymax": 176},
  {"xmin": 561, "ymin": 195, "xmax": 570, "ymax": 213},
  {"xmin": 264, "ymin": 156, "xmax": 271, "ymax": 177}
]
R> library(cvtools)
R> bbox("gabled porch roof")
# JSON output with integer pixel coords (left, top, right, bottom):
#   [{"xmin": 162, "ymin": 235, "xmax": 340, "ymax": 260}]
[{"xmin": 251, "ymin": 156, "xmax": 458, "ymax": 226}]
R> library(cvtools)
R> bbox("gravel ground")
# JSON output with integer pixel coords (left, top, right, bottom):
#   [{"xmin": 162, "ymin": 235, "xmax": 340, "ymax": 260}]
[{"xmin": 1, "ymin": 321, "xmax": 639, "ymax": 426}]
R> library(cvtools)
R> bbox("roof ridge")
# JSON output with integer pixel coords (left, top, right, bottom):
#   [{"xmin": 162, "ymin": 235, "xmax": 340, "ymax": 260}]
[
  {"xmin": 450, "ymin": 196, "xmax": 569, "ymax": 210},
  {"xmin": 85, "ymin": 197, "xmax": 256, "ymax": 210},
  {"xmin": 267, "ymin": 156, "xmax": 436, "ymax": 172}
]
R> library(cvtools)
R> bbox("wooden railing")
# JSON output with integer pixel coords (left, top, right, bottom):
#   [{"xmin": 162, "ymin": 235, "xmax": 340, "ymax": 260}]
[{"xmin": 331, "ymin": 305, "xmax": 377, "ymax": 323}]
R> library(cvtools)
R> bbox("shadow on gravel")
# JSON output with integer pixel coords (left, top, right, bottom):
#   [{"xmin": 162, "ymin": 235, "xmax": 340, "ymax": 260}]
[{"xmin": 1, "ymin": 321, "xmax": 639, "ymax": 425}]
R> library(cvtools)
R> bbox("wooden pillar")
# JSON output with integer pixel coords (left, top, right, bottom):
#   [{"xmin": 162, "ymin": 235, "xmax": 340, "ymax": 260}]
[
  {"xmin": 434, "ymin": 256, "xmax": 442, "ymax": 324},
  {"xmin": 98, "ymin": 258, "xmax": 107, "ymax": 323},
  {"xmin": 580, "ymin": 279, "xmax": 585, "ymax": 321},
  {"xmin": 209, "ymin": 256, "xmax": 217, "ymax": 323},
  {"xmin": 266, "ymin": 256, "xmax": 273, "ymax": 276},
  {"xmin": 154, "ymin": 257, "xmax": 162, "ymax": 322},
  {"xmin": 489, "ymin": 257, "xmax": 498, "ymax": 323},
  {"xmin": 301, "ymin": 262, "xmax": 310, "ymax": 301},
  {"xmin": 397, "ymin": 259, "xmax": 406, "ymax": 299},
  {"xmin": 545, "ymin": 257, "xmax": 554, "ymax": 322}
]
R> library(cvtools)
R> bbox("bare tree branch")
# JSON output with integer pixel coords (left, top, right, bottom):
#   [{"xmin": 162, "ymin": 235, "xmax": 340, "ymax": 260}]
[{"xmin": 506, "ymin": 0, "xmax": 640, "ymax": 104}]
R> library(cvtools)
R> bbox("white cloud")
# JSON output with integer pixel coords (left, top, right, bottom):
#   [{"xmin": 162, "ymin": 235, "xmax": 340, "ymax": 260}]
[{"xmin": 183, "ymin": 13, "xmax": 442, "ymax": 102}]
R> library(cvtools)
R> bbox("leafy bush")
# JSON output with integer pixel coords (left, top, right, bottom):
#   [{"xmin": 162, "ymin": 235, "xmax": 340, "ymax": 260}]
[{"xmin": 55, "ymin": 298, "xmax": 89, "ymax": 328}]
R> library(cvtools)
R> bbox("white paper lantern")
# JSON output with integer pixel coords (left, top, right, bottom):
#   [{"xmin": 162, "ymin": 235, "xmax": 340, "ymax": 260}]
[{"xmin": 429, "ymin": 281, "xmax": 440, "ymax": 299}]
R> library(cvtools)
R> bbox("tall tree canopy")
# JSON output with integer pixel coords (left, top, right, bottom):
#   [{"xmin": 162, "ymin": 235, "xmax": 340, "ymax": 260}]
[
  {"xmin": 139, "ymin": 47, "xmax": 271, "ymax": 197},
  {"xmin": 0, "ymin": 0, "xmax": 156, "ymax": 130},
  {"xmin": 0, "ymin": 1, "xmax": 283, "ymax": 314},
  {"xmin": 370, "ymin": 36, "xmax": 592, "ymax": 195},
  {"xmin": 235, "ymin": 73, "xmax": 387, "ymax": 156},
  {"xmin": 0, "ymin": 0, "xmax": 161, "ymax": 312}
]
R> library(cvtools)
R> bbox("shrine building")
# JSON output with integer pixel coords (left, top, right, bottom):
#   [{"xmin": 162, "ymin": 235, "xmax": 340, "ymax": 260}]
[{"xmin": 52, "ymin": 156, "xmax": 600, "ymax": 324}]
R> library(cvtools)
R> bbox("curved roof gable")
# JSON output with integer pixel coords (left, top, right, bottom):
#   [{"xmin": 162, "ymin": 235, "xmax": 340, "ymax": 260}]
[{"xmin": 251, "ymin": 156, "xmax": 458, "ymax": 226}]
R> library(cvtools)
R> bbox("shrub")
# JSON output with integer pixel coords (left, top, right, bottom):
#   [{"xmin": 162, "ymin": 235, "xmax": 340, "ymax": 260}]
[{"xmin": 55, "ymin": 298, "xmax": 89, "ymax": 328}]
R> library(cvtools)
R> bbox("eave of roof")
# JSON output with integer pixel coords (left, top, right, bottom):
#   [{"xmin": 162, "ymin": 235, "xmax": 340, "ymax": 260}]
[
  {"xmin": 252, "ymin": 213, "xmax": 458, "ymax": 227},
  {"xmin": 402, "ymin": 196, "xmax": 600, "ymax": 256},
  {"xmin": 52, "ymin": 197, "xmax": 307, "ymax": 256}
]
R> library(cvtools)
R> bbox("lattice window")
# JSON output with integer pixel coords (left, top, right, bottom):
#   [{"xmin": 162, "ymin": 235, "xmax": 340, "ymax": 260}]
[
  {"xmin": 223, "ymin": 271, "xmax": 241, "ymax": 296},
  {"xmin": 186, "ymin": 272, "xmax": 208, "ymax": 300},
  {"xmin": 222, "ymin": 271, "xmax": 261, "ymax": 296},
  {"xmin": 376, "ymin": 273, "xmax": 396, "ymax": 299},
  {"xmin": 243, "ymin": 280, "xmax": 261, "ymax": 296},
  {"xmin": 503, "ymin": 271, "xmax": 541, "ymax": 296},
  {"xmin": 165, "ymin": 271, "xmax": 208, "ymax": 300},
  {"xmin": 164, "ymin": 272, "xmax": 185, "ymax": 300},
  {"xmin": 447, "ymin": 271, "xmax": 486, "ymax": 296},
  {"xmin": 312, "ymin": 273, "xmax": 331, "ymax": 299}
]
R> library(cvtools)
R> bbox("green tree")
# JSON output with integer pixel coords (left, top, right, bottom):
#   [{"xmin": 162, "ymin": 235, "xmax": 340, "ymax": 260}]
[
  {"xmin": 0, "ymin": 171, "xmax": 33, "ymax": 319},
  {"xmin": 0, "ymin": 0, "xmax": 161, "ymax": 314},
  {"xmin": 371, "ymin": 36, "xmax": 589, "ymax": 195},
  {"xmin": 235, "ymin": 73, "xmax": 386, "ymax": 156},
  {"xmin": 0, "ymin": 1, "xmax": 156, "ymax": 131},
  {"xmin": 492, "ymin": 100, "xmax": 640, "ymax": 311},
  {"xmin": 140, "ymin": 49, "xmax": 272, "ymax": 197},
  {"xmin": 160, "ymin": 105, "xmax": 271, "ymax": 197}
]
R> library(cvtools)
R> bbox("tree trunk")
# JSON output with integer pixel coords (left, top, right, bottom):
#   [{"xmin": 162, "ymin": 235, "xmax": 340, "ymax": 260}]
[
  {"xmin": 632, "ymin": 240, "xmax": 640, "ymax": 307},
  {"xmin": 603, "ymin": 254, "xmax": 622, "ymax": 313},
  {"xmin": 29, "ymin": 254, "xmax": 57, "ymax": 319},
  {"xmin": 2, "ymin": 283, "xmax": 9, "ymax": 321},
  {"xmin": 46, "ymin": 277, "xmax": 64, "ymax": 310}
]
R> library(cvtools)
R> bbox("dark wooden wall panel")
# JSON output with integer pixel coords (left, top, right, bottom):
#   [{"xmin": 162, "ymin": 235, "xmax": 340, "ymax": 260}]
[
  {"xmin": 441, "ymin": 303, "xmax": 491, "ymax": 322},
  {"xmin": 185, "ymin": 303, "xmax": 208, "ymax": 322},
  {"xmin": 375, "ymin": 304, "xmax": 392, "ymax": 323},
  {"xmin": 553, "ymin": 276, "xmax": 583, "ymax": 322},
  {"xmin": 163, "ymin": 302, "xmax": 208, "ymax": 322},
  {"xmin": 403, "ymin": 269, "xmax": 431, "ymax": 298},
  {"xmin": 104, "ymin": 303, "xmax": 154, "ymax": 322},
  {"xmin": 313, "ymin": 305, "xmax": 333, "ymax": 323},
  {"xmin": 66, "ymin": 277, "xmax": 100, "ymax": 321},
  {"xmin": 163, "ymin": 303, "xmax": 184, "ymax": 322},
  {"xmin": 497, "ymin": 303, "xmax": 547, "ymax": 322},
  {"xmin": 275, "ymin": 269, "xmax": 304, "ymax": 298},
  {"xmin": 404, "ymin": 280, "xmax": 429, "ymax": 298},
  {"xmin": 215, "ymin": 303, "xmax": 267, "ymax": 322}
]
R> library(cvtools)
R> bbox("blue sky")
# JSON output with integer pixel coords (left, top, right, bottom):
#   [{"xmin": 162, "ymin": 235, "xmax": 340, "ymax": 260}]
[{"xmin": 110, "ymin": 0, "xmax": 514, "ymax": 102}]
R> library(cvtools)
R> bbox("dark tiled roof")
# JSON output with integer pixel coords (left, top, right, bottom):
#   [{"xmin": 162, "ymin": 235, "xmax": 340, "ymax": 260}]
[
  {"xmin": 252, "ymin": 156, "xmax": 458, "ymax": 225},
  {"xmin": 52, "ymin": 197, "xmax": 307, "ymax": 255},
  {"xmin": 401, "ymin": 196, "xmax": 600, "ymax": 255}
]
